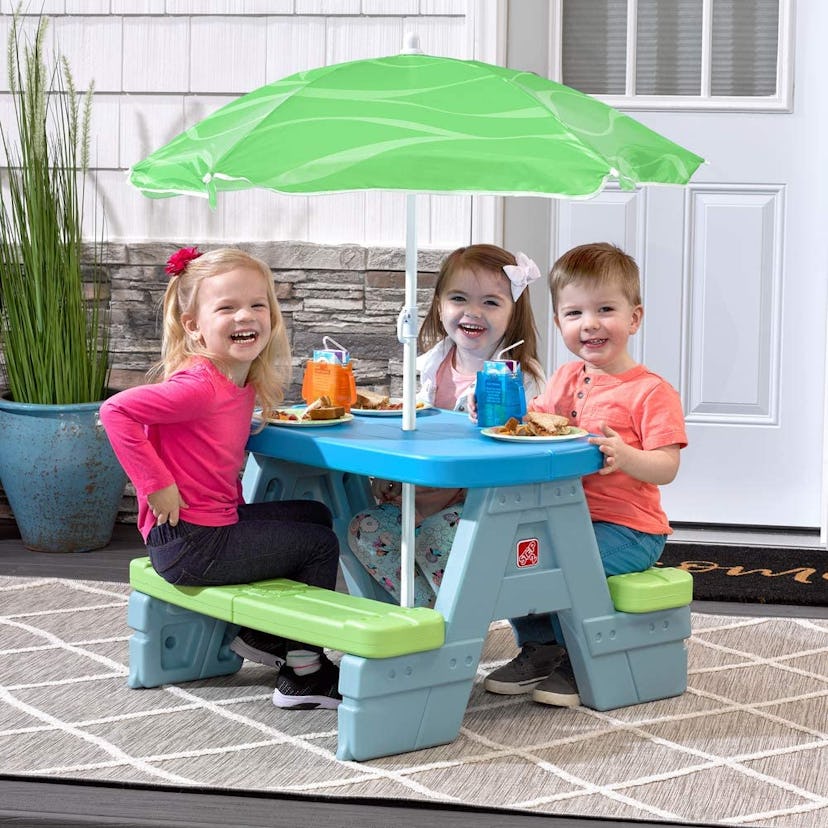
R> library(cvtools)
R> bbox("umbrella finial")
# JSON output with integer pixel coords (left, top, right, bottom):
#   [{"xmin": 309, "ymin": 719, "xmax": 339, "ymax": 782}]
[{"xmin": 400, "ymin": 32, "xmax": 423, "ymax": 55}]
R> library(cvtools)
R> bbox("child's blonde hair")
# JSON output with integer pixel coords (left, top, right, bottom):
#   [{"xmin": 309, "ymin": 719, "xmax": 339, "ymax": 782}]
[
  {"xmin": 550, "ymin": 242, "xmax": 642, "ymax": 315},
  {"xmin": 154, "ymin": 247, "xmax": 291, "ymax": 423},
  {"xmin": 418, "ymin": 244, "xmax": 545, "ymax": 387}
]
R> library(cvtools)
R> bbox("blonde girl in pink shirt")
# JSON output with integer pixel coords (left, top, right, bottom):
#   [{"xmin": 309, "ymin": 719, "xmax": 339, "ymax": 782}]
[
  {"xmin": 347, "ymin": 244, "xmax": 546, "ymax": 607},
  {"xmin": 101, "ymin": 247, "xmax": 342, "ymax": 710}
]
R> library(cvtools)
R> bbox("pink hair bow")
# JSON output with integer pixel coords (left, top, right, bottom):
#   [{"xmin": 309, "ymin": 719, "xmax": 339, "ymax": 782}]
[{"xmin": 503, "ymin": 252, "xmax": 541, "ymax": 301}]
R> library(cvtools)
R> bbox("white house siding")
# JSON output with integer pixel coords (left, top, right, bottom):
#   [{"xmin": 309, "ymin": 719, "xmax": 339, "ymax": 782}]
[{"xmin": 0, "ymin": 1, "xmax": 491, "ymax": 250}]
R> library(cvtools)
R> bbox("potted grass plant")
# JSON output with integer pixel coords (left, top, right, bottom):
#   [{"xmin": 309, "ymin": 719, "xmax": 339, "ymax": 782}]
[{"xmin": 0, "ymin": 10, "xmax": 126, "ymax": 552}]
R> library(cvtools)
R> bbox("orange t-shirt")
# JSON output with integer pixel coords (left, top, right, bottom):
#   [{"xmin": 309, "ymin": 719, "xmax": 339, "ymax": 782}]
[{"xmin": 528, "ymin": 361, "xmax": 688, "ymax": 535}]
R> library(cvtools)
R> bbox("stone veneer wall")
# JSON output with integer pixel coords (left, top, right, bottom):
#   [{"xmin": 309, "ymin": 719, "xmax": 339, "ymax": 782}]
[{"xmin": 0, "ymin": 240, "xmax": 449, "ymax": 527}]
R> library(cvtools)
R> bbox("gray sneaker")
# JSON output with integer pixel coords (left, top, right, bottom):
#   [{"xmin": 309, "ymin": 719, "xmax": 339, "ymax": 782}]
[
  {"xmin": 531, "ymin": 652, "xmax": 580, "ymax": 707},
  {"xmin": 229, "ymin": 628, "xmax": 287, "ymax": 669},
  {"xmin": 483, "ymin": 642, "xmax": 566, "ymax": 695}
]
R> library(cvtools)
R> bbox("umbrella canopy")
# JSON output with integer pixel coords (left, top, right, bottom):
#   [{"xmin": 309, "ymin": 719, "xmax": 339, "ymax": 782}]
[
  {"xmin": 130, "ymin": 50, "xmax": 702, "ymax": 205},
  {"xmin": 128, "ymin": 40, "xmax": 704, "ymax": 606}
]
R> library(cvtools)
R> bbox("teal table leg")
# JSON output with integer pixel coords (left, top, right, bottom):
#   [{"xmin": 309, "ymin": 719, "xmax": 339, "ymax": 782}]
[
  {"xmin": 336, "ymin": 487, "xmax": 516, "ymax": 760},
  {"xmin": 127, "ymin": 592, "xmax": 242, "ymax": 689},
  {"xmin": 336, "ymin": 640, "xmax": 482, "ymax": 761},
  {"xmin": 452, "ymin": 478, "xmax": 690, "ymax": 711},
  {"xmin": 382, "ymin": 477, "xmax": 649, "ymax": 754}
]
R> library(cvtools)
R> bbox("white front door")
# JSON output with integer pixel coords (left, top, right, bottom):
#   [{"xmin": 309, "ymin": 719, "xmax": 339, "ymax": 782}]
[
  {"xmin": 646, "ymin": 65, "xmax": 826, "ymax": 530},
  {"xmin": 522, "ymin": 0, "xmax": 827, "ymax": 531}
]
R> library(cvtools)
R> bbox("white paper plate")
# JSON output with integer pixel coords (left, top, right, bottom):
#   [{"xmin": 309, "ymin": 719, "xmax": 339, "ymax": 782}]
[
  {"xmin": 350, "ymin": 401, "xmax": 433, "ymax": 417},
  {"xmin": 266, "ymin": 408, "xmax": 354, "ymax": 427},
  {"xmin": 480, "ymin": 426, "xmax": 588, "ymax": 443}
]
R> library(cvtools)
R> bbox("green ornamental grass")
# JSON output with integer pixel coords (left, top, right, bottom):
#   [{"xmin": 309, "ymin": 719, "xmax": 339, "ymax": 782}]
[{"xmin": 0, "ymin": 11, "xmax": 109, "ymax": 405}]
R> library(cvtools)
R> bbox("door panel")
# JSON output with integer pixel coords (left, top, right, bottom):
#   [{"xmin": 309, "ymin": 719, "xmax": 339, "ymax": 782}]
[{"xmin": 543, "ymin": 4, "xmax": 827, "ymax": 530}]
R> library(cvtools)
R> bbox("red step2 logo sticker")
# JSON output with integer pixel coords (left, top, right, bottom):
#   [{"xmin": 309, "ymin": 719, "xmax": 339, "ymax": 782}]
[{"xmin": 516, "ymin": 538, "xmax": 539, "ymax": 568}]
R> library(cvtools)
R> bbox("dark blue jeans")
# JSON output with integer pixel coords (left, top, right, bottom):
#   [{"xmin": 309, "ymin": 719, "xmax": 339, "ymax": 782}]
[{"xmin": 146, "ymin": 499, "xmax": 339, "ymax": 591}]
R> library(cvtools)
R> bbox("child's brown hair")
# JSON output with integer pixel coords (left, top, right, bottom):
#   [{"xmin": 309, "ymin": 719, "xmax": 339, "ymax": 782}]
[
  {"xmin": 418, "ymin": 244, "xmax": 544, "ymax": 387},
  {"xmin": 550, "ymin": 242, "xmax": 641, "ymax": 315}
]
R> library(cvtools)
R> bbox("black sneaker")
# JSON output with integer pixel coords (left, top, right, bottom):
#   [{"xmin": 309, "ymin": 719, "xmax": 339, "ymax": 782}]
[
  {"xmin": 272, "ymin": 654, "xmax": 341, "ymax": 710},
  {"xmin": 230, "ymin": 628, "xmax": 287, "ymax": 669},
  {"xmin": 532, "ymin": 652, "xmax": 580, "ymax": 707},
  {"xmin": 483, "ymin": 641, "xmax": 566, "ymax": 694}
]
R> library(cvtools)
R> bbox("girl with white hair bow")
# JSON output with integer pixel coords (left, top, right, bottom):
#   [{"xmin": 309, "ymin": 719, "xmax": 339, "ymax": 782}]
[{"xmin": 348, "ymin": 244, "xmax": 546, "ymax": 607}]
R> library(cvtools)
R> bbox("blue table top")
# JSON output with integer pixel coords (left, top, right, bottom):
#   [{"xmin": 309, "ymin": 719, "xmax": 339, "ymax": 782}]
[{"xmin": 247, "ymin": 409, "xmax": 603, "ymax": 488}]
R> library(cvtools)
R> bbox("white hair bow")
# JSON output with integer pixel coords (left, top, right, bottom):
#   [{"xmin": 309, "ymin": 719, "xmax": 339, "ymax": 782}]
[{"xmin": 503, "ymin": 252, "xmax": 542, "ymax": 301}]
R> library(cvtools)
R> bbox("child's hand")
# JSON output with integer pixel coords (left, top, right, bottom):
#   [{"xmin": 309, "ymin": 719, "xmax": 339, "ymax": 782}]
[
  {"xmin": 589, "ymin": 424, "xmax": 632, "ymax": 476},
  {"xmin": 147, "ymin": 483, "xmax": 189, "ymax": 526},
  {"xmin": 589, "ymin": 424, "xmax": 681, "ymax": 484},
  {"xmin": 371, "ymin": 478, "xmax": 402, "ymax": 504},
  {"xmin": 467, "ymin": 393, "xmax": 478, "ymax": 424}
]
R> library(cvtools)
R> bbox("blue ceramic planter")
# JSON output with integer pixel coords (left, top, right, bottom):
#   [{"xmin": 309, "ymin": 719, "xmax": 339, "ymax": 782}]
[{"xmin": 0, "ymin": 395, "xmax": 127, "ymax": 552}]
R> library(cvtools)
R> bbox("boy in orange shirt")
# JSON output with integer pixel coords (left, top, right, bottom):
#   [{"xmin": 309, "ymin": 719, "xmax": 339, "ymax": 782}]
[{"xmin": 482, "ymin": 242, "xmax": 688, "ymax": 706}]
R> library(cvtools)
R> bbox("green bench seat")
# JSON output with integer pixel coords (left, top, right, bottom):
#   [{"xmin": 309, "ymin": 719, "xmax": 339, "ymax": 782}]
[
  {"xmin": 129, "ymin": 556, "xmax": 445, "ymax": 660},
  {"xmin": 607, "ymin": 566, "xmax": 693, "ymax": 613}
]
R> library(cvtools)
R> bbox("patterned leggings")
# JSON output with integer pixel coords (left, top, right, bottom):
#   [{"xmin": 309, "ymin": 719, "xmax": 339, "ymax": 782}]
[{"xmin": 346, "ymin": 502, "xmax": 464, "ymax": 608}]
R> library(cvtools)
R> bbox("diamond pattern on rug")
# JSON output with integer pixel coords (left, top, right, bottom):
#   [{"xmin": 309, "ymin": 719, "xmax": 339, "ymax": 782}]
[{"xmin": 1, "ymin": 576, "xmax": 826, "ymax": 827}]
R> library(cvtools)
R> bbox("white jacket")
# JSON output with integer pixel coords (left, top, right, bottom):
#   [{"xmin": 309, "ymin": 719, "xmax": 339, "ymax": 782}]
[{"xmin": 416, "ymin": 339, "xmax": 545, "ymax": 413}]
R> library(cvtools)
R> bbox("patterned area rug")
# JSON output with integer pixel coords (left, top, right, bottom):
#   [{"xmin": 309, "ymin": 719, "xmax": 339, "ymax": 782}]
[{"xmin": 1, "ymin": 576, "xmax": 827, "ymax": 827}]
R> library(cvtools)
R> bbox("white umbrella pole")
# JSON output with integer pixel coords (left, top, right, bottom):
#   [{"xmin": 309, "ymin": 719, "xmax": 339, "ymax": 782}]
[
  {"xmin": 400, "ymin": 497, "xmax": 416, "ymax": 610},
  {"xmin": 397, "ymin": 193, "xmax": 418, "ymax": 607},
  {"xmin": 402, "ymin": 193, "xmax": 418, "ymax": 433}
]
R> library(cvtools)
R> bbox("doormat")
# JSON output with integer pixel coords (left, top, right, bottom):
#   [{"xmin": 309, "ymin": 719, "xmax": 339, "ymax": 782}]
[{"xmin": 659, "ymin": 542, "xmax": 828, "ymax": 606}]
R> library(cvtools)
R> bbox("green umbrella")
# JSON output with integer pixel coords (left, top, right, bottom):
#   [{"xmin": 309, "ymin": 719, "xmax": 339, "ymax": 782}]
[
  {"xmin": 129, "ymin": 40, "xmax": 702, "ymax": 422},
  {"xmin": 129, "ymin": 37, "xmax": 703, "ymax": 605},
  {"xmin": 130, "ymin": 47, "xmax": 701, "ymax": 204}
]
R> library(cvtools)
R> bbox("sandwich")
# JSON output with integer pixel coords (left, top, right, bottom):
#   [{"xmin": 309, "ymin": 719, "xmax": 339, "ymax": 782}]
[
  {"xmin": 496, "ymin": 412, "xmax": 571, "ymax": 437},
  {"xmin": 303, "ymin": 395, "xmax": 346, "ymax": 420},
  {"xmin": 355, "ymin": 389, "xmax": 390, "ymax": 410},
  {"xmin": 523, "ymin": 412, "xmax": 572, "ymax": 436}
]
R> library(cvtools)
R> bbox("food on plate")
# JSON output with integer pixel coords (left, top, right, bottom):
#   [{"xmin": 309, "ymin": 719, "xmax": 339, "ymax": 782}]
[
  {"xmin": 525, "ymin": 412, "xmax": 572, "ymax": 435},
  {"xmin": 271, "ymin": 395, "xmax": 345, "ymax": 422},
  {"xmin": 494, "ymin": 412, "xmax": 572, "ymax": 437},
  {"xmin": 304, "ymin": 395, "xmax": 345, "ymax": 420},
  {"xmin": 355, "ymin": 389, "xmax": 390, "ymax": 409},
  {"xmin": 354, "ymin": 388, "xmax": 425, "ymax": 411},
  {"xmin": 308, "ymin": 405, "xmax": 345, "ymax": 420}
]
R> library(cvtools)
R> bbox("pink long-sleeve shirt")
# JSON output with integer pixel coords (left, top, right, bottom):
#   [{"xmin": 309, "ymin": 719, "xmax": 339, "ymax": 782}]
[{"xmin": 99, "ymin": 358, "xmax": 255, "ymax": 541}]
